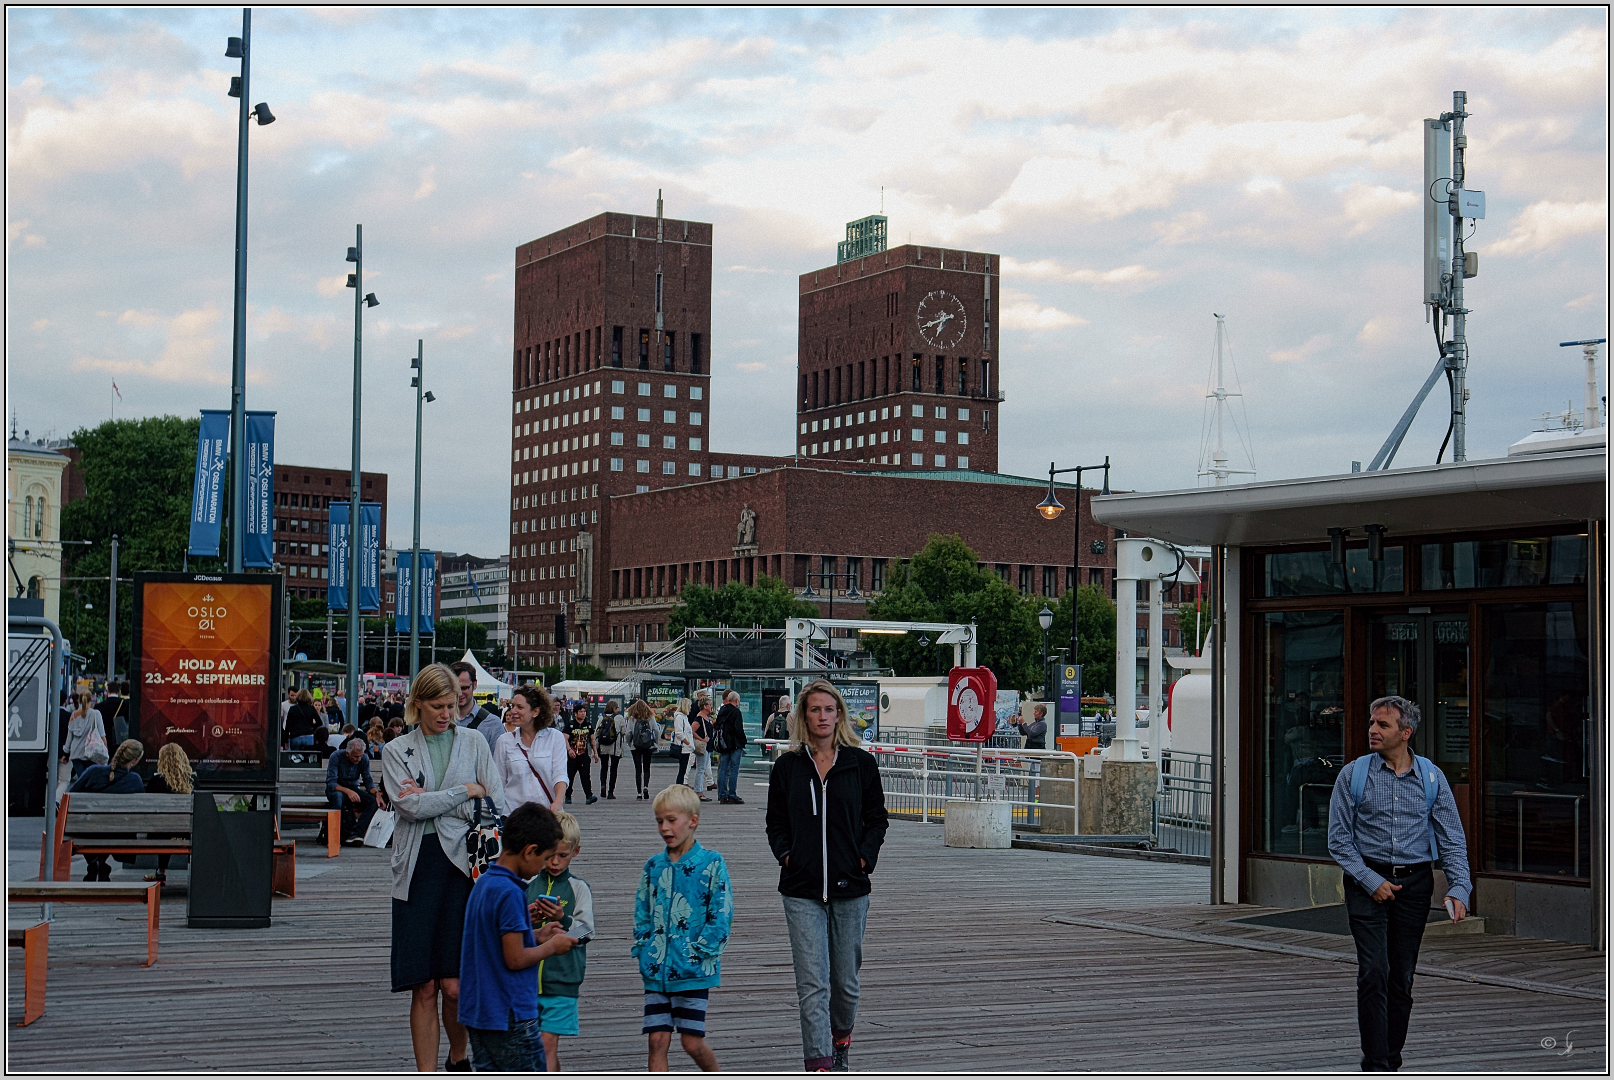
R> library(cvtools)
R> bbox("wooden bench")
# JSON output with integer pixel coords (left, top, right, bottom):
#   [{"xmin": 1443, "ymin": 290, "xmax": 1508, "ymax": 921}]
[
  {"xmin": 277, "ymin": 768, "xmax": 341, "ymax": 858},
  {"xmin": 8, "ymin": 921, "xmax": 48, "ymax": 1026},
  {"xmin": 42, "ymin": 794, "xmax": 298, "ymax": 898},
  {"xmin": 9, "ymin": 882, "xmax": 160, "ymax": 967}
]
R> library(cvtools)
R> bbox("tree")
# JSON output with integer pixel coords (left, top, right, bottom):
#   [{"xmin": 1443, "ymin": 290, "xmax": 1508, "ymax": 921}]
[
  {"xmin": 667, "ymin": 574, "xmax": 819, "ymax": 637},
  {"xmin": 536, "ymin": 661, "xmax": 608, "ymax": 686},
  {"xmin": 1046, "ymin": 584, "xmax": 1118, "ymax": 698},
  {"xmin": 1175, "ymin": 599, "xmax": 1212, "ymax": 655},
  {"xmin": 61, "ymin": 416, "xmax": 215, "ymax": 674},
  {"xmin": 863, "ymin": 534, "xmax": 1044, "ymax": 691}
]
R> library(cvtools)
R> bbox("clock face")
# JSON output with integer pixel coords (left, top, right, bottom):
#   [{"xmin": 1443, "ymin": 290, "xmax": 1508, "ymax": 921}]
[{"xmin": 916, "ymin": 290, "xmax": 967, "ymax": 350}]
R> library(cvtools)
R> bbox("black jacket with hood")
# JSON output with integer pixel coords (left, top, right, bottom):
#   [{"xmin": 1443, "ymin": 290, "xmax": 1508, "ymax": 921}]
[{"xmin": 765, "ymin": 744, "xmax": 889, "ymax": 901}]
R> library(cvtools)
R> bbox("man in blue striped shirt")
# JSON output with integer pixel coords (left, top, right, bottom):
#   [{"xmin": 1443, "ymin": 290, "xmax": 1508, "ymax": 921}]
[{"xmin": 1327, "ymin": 695, "xmax": 1470, "ymax": 1072}]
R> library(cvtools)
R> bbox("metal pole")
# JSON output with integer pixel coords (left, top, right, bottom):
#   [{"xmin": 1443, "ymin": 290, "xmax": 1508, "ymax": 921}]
[
  {"xmin": 1590, "ymin": 519, "xmax": 1606, "ymax": 951},
  {"xmin": 410, "ymin": 338, "xmax": 424, "ymax": 678},
  {"xmin": 227, "ymin": 7, "xmax": 252, "ymax": 574},
  {"xmin": 325, "ymin": 608, "xmax": 332, "ymax": 662},
  {"xmin": 1209, "ymin": 544, "xmax": 1226, "ymax": 904},
  {"xmin": 1448, "ymin": 90, "xmax": 1469, "ymax": 462},
  {"xmin": 106, "ymin": 535, "xmax": 119, "ymax": 685},
  {"xmin": 1071, "ymin": 466, "xmax": 1082, "ymax": 672},
  {"xmin": 346, "ymin": 224, "xmax": 363, "ymax": 726}
]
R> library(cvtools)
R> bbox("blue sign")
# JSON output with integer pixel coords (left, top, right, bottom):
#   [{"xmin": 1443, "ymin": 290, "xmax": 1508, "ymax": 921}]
[
  {"xmin": 395, "ymin": 550, "xmax": 437, "ymax": 634},
  {"xmin": 359, "ymin": 501, "xmax": 381, "ymax": 613},
  {"xmin": 187, "ymin": 410, "xmax": 230, "ymax": 557},
  {"xmin": 243, "ymin": 411, "xmax": 275, "ymax": 568},
  {"xmin": 327, "ymin": 501, "xmax": 350, "ymax": 610}
]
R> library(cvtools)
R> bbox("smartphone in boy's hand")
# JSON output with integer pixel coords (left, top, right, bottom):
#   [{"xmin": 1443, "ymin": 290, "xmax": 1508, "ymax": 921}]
[{"xmin": 529, "ymin": 896, "xmax": 562, "ymax": 925}]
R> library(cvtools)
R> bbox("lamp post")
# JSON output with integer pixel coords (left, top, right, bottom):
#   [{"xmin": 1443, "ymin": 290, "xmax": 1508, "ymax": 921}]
[
  {"xmin": 1035, "ymin": 457, "xmax": 1111, "ymax": 681},
  {"xmin": 799, "ymin": 567, "xmax": 862, "ymax": 663},
  {"xmin": 344, "ymin": 227, "xmax": 378, "ymax": 714},
  {"xmin": 408, "ymin": 338, "xmax": 436, "ymax": 678},
  {"xmin": 223, "ymin": 9, "xmax": 275, "ymax": 573},
  {"xmin": 1038, "ymin": 604, "xmax": 1053, "ymax": 699}
]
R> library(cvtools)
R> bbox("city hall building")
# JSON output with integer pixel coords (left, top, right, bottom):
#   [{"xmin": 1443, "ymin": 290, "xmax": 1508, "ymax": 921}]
[
  {"xmin": 1093, "ymin": 439, "xmax": 1605, "ymax": 945},
  {"xmin": 505, "ymin": 208, "xmax": 1148, "ymax": 675}
]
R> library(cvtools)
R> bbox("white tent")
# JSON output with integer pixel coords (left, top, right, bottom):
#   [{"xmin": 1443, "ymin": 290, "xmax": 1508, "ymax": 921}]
[{"xmin": 459, "ymin": 650, "xmax": 515, "ymax": 700}]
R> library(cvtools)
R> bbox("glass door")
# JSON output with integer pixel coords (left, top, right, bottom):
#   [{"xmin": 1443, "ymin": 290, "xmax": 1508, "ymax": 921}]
[{"xmin": 1367, "ymin": 612, "xmax": 1470, "ymax": 786}]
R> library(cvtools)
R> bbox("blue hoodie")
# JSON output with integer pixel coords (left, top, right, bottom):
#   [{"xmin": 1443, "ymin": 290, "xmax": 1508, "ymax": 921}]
[{"xmin": 631, "ymin": 840, "xmax": 732, "ymax": 992}]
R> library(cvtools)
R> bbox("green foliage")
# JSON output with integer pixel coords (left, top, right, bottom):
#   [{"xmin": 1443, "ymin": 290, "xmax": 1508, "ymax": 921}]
[
  {"xmin": 1047, "ymin": 584, "xmax": 1118, "ymax": 698},
  {"xmin": 290, "ymin": 595, "xmax": 328, "ymax": 621},
  {"xmin": 1174, "ymin": 599, "xmax": 1212, "ymax": 655},
  {"xmin": 534, "ymin": 661, "xmax": 608, "ymax": 687},
  {"xmin": 863, "ymin": 534, "xmax": 1044, "ymax": 691},
  {"xmin": 60, "ymin": 416, "xmax": 220, "ymax": 673},
  {"xmin": 667, "ymin": 574, "xmax": 819, "ymax": 637}
]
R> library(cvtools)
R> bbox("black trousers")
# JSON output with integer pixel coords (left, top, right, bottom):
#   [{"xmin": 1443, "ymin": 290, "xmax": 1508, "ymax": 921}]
[
  {"xmin": 1343, "ymin": 864, "xmax": 1434, "ymax": 1071},
  {"xmin": 566, "ymin": 755, "xmax": 593, "ymax": 799},
  {"xmin": 598, "ymin": 754, "xmax": 621, "ymax": 796},
  {"xmin": 631, "ymin": 748, "xmax": 655, "ymax": 794},
  {"xmin": 329, "ymin": 789, "xmax": 378, "ymax": 840},
  {"xmin": 676, "ymin": 752, "xmax": 690, "ymax": 786}
]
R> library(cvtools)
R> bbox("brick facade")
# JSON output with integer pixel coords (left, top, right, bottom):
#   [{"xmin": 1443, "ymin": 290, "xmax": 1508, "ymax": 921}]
[{"xmin": 274, "ymin": 464, "xmax": 387, "ymax": 602}]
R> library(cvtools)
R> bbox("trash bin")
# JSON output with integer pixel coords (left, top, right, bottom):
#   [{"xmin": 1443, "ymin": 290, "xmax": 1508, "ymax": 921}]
[{"xmin": 187, "ymin": 792, "xmax": 274, "ymax": 929}]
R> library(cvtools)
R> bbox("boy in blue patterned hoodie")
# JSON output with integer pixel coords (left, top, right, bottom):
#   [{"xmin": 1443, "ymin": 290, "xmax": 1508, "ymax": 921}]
[{"xmin": 633, "ymin": 783, "xmax": 732, "ymax": 1072}]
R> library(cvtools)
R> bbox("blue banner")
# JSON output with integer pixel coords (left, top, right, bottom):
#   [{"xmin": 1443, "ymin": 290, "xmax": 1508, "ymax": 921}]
[
  {"xmin": 328, "ymin": 501, "xmax": 350, "ymax": 611},
  {"xmin": 395, "ymin": 551, "xmax": 437, "ymax": 634},
  {"xmin": 359, "ymin": 501, "xmax": 381, "ymax": 613},
  {"xmin": 187, "ymin": 410, "xmax": 230, "ymax": 557},
  {"xmin": 243, "ymin": 411, "xmax": 275, "ymax": 568}
]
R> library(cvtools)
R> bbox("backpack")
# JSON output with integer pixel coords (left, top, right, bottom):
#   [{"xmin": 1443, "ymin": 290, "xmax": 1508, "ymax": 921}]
[
  {"xmin": 710, "ymin": 714, "xmax": 730, "ymax": 754},
  {"xmin": 1347, "ymin": 753, "xmax": 1440, "ymax": 861},
  {"xmin": 597, "ymin": 714, "xmax": 617, "ymax": 746},
  {"xmin": 631, "ymin": 718, "xmax": 658, "ymax": 750}
]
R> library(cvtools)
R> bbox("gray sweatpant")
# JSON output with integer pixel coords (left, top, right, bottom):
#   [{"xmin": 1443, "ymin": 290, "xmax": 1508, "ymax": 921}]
[{"xmin": 782, "ymin": 894, "xmax": 870, "ymax": 1062}]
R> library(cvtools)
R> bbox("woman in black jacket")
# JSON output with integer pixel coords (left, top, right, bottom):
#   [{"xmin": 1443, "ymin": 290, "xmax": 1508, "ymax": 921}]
[{"xmin": 764, "ymin": 678, "xmax": 888, "ymax": 1073}]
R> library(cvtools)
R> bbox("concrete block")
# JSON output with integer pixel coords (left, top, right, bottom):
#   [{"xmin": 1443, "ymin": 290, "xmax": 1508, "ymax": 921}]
[
  {"xmin": 1038, "ymin": 756, "xmax": 1077, "ymax": 835},
  {"xmin": 1100, "ymin": 760, "xmax": 1157, "ymax": 837},
  {"xmin": 1516, "ymin": 880, "xmax": 1591, "ymax": 944},
  {"xmin": 944, "ymin": 799, "xmax": 1012, "ymax": 849}
]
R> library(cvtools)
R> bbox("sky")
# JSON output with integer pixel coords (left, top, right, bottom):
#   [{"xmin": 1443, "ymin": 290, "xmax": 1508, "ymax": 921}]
[{"xmin": 7, "ymin": 7, "xmax": 1607, "ymax": 558}]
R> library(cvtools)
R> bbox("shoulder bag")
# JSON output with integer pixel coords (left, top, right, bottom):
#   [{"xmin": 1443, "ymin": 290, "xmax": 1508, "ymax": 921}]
[{"xmin": 465, "ymin": 796, "xmax": 503, "ymax": 880}]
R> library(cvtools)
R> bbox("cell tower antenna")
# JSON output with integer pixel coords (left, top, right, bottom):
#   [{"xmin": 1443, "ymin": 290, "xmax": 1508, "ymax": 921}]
[
  {"xmin": 1370, "ymin": 90, "xmax": 1484, "ymax": 470},
  {"xmin": 1198, "ymin": 314, "xmax": 1256, "ymax": 486},
  {"xmin": 1561, "ymin": 338, "xmax": 1607, "ymax": 430}
]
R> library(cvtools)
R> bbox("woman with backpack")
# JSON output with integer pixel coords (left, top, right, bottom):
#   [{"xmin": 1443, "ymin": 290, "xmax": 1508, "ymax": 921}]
[
  {"xmin": 494, "ymin": 684, "xmax": 568, "ymax": 813},
  {"xmin": 61, "ymin": 691, "xmax": 108, "ymax": 782},
  {"xmin": 595, "ymin": 701, "xmax": 628, "ymax": 799},
  {"xmin": 626, "ymin": 699, "xmax": 659, "ymax": 799}
]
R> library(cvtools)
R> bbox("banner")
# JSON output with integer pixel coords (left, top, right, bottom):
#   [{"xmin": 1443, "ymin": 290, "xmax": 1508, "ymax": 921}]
[
  {"xmin": 133, "ymin": 572, "xmax": 280, "ymax": 781},
  {"xmin": 359, "ymin": 502, "xmax": 381, "ymax": 612},
  {"xmin": 242, "ymin": 411, "xmax": 276, "ymax": 568},
  {"xmin": 327, "ymin": 502, "xmax": 350, "ymax": 611},
  {"xmin": 187, "ymin": 410, "xmax": 230, "ymax": 558},
  {"xmin": 832, "ymin": 680, "xmax": 879, "ymax": 744},
  {"xmin": 395, "ymin": 550, "xmax": 437, "ymax": 634}
]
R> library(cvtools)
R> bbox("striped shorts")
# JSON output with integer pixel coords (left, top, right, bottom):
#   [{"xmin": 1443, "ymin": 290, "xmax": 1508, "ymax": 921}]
[{"xmin": 642, "ymin": 988, "xmax": 709, "ymax": 1036}]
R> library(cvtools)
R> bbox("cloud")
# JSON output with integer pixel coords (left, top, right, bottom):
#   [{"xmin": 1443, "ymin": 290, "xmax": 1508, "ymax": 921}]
[
  {"xmin": 1356, "ymin": 317, "xmax": 1397, "ymax": 345},
  {"xmin": 1487, "ymin": 201, "xmax": 1608, "ymax": 256},
  {"xmin": 734, "ymin": 362, "xmax": 766, "ymax": 373},
  {"xmin": 1339, "ymin": 183, "xmax": 1418, "ymax": 237},
  {"xmin": 1268, "ymin": 334, "xmax": 1331, "ymax": 364},
  {"xmin": 1565, "ymin": 293, "xmax": 1604, "ymax": 310},
  {"xmin": 725, "ymin": 265, "xmax": 776, "ymax": 274},
  {"xmin": 73, "ymin": 305, "xmax": 227, "ymax": 382},
  {"xmin": 999, "ymin": 288, "xmax": 1087, "ymax": 330},
  {"xmin": 415, "ymin": 166, "xmax": 437, "ymax": 200},
  {"xmin": 1001, "ymin": 257, "xmax": 1160, "ymax": 289}
]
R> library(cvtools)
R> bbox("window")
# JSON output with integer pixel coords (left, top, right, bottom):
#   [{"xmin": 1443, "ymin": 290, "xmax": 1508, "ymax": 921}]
[
  {"xmin": 833, "ymin": 416, "xmax": 842, "ymax": 429},
  {"xmin": 818, "ymin": 556, "xmax": 837, "ymax": 590},
  {"xmin": 800, "ymin": 422, "xmax": 808, "ymax": 434},
  {"xmin": 689, "ymin": 462, "xmax": 703, "ymax": 476},
  {"xmin": 934, "ymin": 430, "xmax": 947, "ymax": 443},
  {"xmin": 911, "ymin": 428, "xmax": 923, "ymax": 441},
  {"xmin": 871, "ymin": 558, "xmax": 887, "ymax": 592},
  {"xmin": 636, "ymin": 433, "xmax": 650, "ymax": 447},
  {"xmin": 911, "ymin": 453, "xmax": 923, "ymax": 465},
  {"xmin": 689, "ymin": 437, "xmax": 702, "ymax": 451},
  {"xmin": 1042, "ymin": 566, "xmax": 1056, "ymax": 596},
  {"xmin": 637, "ymin": 408, "xmax": 651, "ymax": 422},
  {"xmin": 1420, "ymin": 535, "xmax": 1587, "ymax": 589},
  {"xmin": 833, "ymin": 440, "xmax": 842, "ymax": 451},
  {"xmin": 636, "ymin": 460, "xmax": 650, "ymax": 473},
  {"xmin": 728, "ymin": 466, "xmax": 740, "ymax": 478},
  {"xmin": 691, "ymin": 333, "xmax": 703, "ymax": 375},
  {"xmin": 857, "ymin": 412, "xmax": 865, "ymax": 424},
  {"xmin": 811, "ymin": 420, "xmax": 819, "ymax": 433},
  {"xmin": 711, "ymin": 465, "xmax": 723, "ymax": 478},
  {"xmin": 1257, "ymin": 610, "xmax": 1345, "ymax": 856},
  {"xmin": 957, "ymin": 431, "xmax": 970, "ymax": 445},
  {"xmin": 911, "ymin": 355, "xmax": 921, "ymax": 391},
  {"xmin": 612, "ymin": 327, "xmax": 623, "ymax": 367},
  {"xmin": 880, "ymin": 432, "xmax": 889, "ymax": 444},
  {"xmin": 664, "ymin": 332, "xmax": 675, "ymax": 371},
  {"xmin": 1482, "ymin": 601, "xmax": 1588, "ymax": 876},
  {"xmin": 662, "ymin": 461, "xmax": 676, "ymax": 475},
  {"xmin": 957, "ymin": 456, "xmax": 969, "ymax": 469},
  {"xmin": 637, "ymin": 485, "xmax": 649, "ymax": 493},
  {"xmin": 639, "ymin": 329, "xmax": 650, "ymax": 369},
  {"xmin": 934, "ymin": 454, "xmax": 946, "ymax": 467},
  {"xmin": 610, "ymin": 432, "xmax": 623, "ymax": 446},
  {"xmin": 663, "ymin": 410, "xmax": 676, "ymax": 423},
  {"xmin": 662, "ymin": 435, "xmax": 677, "ymax": 449},
  {"xmin": 690, "ymin": 386, "xmax": 703, "ymax": 401},
  {"xmin": 800, "ymin": 445, "xmax": 808, "ymax": 455},
  {"xmin": 845, "ymin": 557, "xmax": 861, "ymax": 590},
  {"xmin": 1264, "ymin": 548, "xmax": 1404, "ymax": 597},
  {"xmin": 611, "ymin": 380, "xmax": 625, "ymax": 394},
  {"xmin": 664, "ymin": 384, "xmax": 677, "ymax": 398},
  {"xmin": 935, "ymin": 406, "xmax": 947, "ymax": 419},
  {"xmin": 912, "ymin": 404, "xmax": 923, "ymax": 417}
]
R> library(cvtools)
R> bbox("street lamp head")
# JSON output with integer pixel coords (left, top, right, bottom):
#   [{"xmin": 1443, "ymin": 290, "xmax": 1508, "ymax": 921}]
[
  {"xmin": 410, "ymin": 357, "xmax": 420, "ymax": 370},
  {"xmin": 364, "ymin": 293, "xmax": 379, "ymax": 308},
  {"xmin": 252, "ymin": 103, "xmax": 275, "ymax": 126},
  {"xmin": 423, "ymin": 391, "xmax": 436, "ymax": 403},
  {"xmin": 228, "ymin": 76, "xmax": 243, "ymax": 99},
  {"xmin": 345, "ymin": 274, "xmax": 357, "ymax": 288},
  {"xmin": 1037, "ymin": 481, "xmax": 1064, "ymax": 521},
  {"xmin": 345, "ymin": 247, "xmax": 359, "ymax": 264},
  {"xmin": 918, "ymin": 634, "xmax": 931, "ymax": 648},
  {"xmin": 1101, "ymin": 457, "xmax": 1112, "ymax": 496},
  {"xmin": 1038, "ymin": 606, "xmax": 1054, "ymax": 632},
  {"xmin": 225, "ymin": 36, "xmax": 245, "ymax": 58}
]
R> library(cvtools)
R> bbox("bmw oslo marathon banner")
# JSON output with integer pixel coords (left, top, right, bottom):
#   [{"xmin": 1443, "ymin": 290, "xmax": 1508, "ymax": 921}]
[
  {"xmin": 242, "ymin": 411, "xmax": 276, "ymax": 568},
  {"xmin": 327, "ymin": 502, "xmax": 350, "ymax": 610},
  {"xmin": 395, "ymin": 551, "xmax": 437, "ymax": 634},
  {"xmin": 359, "ymin": 502, "xmax": 381, "ymax": 612},
  {"xmin": 133, "ymin": 571, "xmax": 282, "ymax": 783},
  {"xmin": 187, "ymin": 410, "xmax": 230, "ymax": 558}
]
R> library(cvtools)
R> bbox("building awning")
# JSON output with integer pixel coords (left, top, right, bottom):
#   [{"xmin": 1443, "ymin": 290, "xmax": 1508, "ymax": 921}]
[{"xmin": 1090, "ymin": 449, "xmax": 1605, "ymax": 547}]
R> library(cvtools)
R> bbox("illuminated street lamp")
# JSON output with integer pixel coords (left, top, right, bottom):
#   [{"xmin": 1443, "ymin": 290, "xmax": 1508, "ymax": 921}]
[{"xmin": 1036, "ymin": 457, "xmax": 1110, "ymax": 678}]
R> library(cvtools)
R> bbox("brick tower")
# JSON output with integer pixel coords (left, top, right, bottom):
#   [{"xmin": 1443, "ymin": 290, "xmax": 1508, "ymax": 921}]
[{"xmin": 796, "ymin": 219, "xmax": 1002, "ymax": 472}]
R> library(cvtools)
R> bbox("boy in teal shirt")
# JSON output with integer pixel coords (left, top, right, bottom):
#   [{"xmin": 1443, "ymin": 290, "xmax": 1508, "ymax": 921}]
[
  {"xmin": 526, "ymin": 811, "xmax": 594, "ymax": 1071},
  {"xmin": 633, "ymin": 784, "xmax": 732, "ymax": 1072}
]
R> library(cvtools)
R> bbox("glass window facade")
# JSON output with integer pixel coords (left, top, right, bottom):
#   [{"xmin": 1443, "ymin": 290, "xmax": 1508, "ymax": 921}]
[
  {"xmin": 1257, "ymin": 610, "xmax": 1345, "ymax": 856},
  {"xmin": 1420, "ymin": 534, "xmax": 1587, "ymax": 590},
  {"xmin": 1265, "ymin": 547, "xmax": 1404, "ymax": 597},
  {"xmin": 1481, "ymin": 601, "xmax": 1589, "ymax": 878}
]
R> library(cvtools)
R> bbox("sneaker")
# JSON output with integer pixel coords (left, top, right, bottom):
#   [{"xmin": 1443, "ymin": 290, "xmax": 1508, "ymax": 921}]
[
  {"xmin": 444, "ymin": 1055, "xmax": 472, "ymax": 1072},
  {"xmin": 586, "ymin": 795, "xmax": 599, "ymax": 805},
  {"xmin": 832, "ymin": 1040, "xmax": 850, "ymax": 1071}
]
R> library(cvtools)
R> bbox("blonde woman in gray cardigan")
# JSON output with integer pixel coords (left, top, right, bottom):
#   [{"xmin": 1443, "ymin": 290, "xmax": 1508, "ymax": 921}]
[{"xmin": 382, "ymin": 663, "xmax": 506, "ymax": 1073}]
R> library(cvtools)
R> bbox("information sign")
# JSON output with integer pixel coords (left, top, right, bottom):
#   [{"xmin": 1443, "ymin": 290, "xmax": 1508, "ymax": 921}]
[{"xmin": 832, "ymin": 680, "xmax": 879, "ymax": 744}]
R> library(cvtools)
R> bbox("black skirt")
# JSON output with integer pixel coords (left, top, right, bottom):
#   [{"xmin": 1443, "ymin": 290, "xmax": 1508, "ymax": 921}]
[{"xmin": 391, "ymin": 832, "xmax": 473, "ymax": 993}]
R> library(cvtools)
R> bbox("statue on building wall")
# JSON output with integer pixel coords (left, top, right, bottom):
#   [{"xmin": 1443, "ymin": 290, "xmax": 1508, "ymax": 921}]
[{"xmin": 736, "ymin": 503, "xmax": 757, "ymax": 548}]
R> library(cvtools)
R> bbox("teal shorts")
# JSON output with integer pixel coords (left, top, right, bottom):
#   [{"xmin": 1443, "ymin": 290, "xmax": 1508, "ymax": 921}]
[{"xmin": 536, "ymin": 994, "xmax": 579, "ymax": 1035}]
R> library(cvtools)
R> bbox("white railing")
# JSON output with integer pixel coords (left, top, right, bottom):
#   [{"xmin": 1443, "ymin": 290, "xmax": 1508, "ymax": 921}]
[
  {"xmin": 1158, "ymin": 749, "xmax": 1212, "ymax": 857},
  {"xmin": 866, "ymin": 743, "xmax": 1080, "ymax": 833}
]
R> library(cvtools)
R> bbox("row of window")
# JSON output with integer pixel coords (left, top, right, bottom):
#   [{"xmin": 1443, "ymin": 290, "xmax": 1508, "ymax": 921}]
[
  {"xmin": 609, "ymin": 327, "xmax": 705, "ymax": 373},
  {"xmin": 802, "ymin": 429, "xmax": 969, "ymax": 454},
  {"xmin": 512, "ymin": 380, "xmax": 705, "ymax": 422},
  {"xmin": 514, "ymin": 485, "xmax": 594, "ymax": 511},
  {"xmin": 802, "ymin": 403, "xmax": 970, "ymax": 433},
  {"xmin": 513, "ymin": 589, "xmax": 576, "ymax": 607},
  {"xmin": 805, "ymin": 355, "xmax": 992, "ymax": 408},
  {"xmin": 513, "ymin": 507, "xmax": 599, "ymax": 535}
]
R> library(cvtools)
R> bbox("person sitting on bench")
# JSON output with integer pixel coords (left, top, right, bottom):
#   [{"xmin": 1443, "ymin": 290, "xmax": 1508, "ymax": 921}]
[
  {"xmin": 69, "ymin": 739, "xmax": 145, "ymax": 881},
  {"xmin": 327, "ymin": 738, "xmax": 384, "ymax": 844}
]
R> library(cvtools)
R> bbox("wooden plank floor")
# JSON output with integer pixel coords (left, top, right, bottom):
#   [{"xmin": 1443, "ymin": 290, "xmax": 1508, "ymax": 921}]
[{"xmin": 7, "ymin": 759, "xmax": 1607, "ymax": 1071}]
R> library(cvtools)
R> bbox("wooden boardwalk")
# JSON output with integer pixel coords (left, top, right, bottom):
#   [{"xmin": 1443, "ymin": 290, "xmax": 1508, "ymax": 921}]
[{"xmin": 7, "ymin": 758, "xmax": 1607, "ymax": 1072}]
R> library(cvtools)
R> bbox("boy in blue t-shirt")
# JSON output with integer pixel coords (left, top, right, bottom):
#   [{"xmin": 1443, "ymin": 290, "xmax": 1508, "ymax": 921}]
[{"xmin": 459, "ymin": 803, "xmax": 577, "ymax": 1071}]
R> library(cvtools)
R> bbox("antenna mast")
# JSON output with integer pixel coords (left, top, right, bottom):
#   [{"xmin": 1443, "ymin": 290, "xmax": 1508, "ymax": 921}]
[{"xmin": 1199, "ymin": 314, "xmax": 1253, "ymax": 485}]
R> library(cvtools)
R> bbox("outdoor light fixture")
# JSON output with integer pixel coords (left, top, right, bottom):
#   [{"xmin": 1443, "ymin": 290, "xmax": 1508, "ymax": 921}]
[
  {"xmin": 346, "ymin": 247, "xmax": 359, "ymax": 263},
  {"xmin": 1328, "ymin": 527, "xmax": 1350, "ymax": 565},
  {"xmin": 1364, "ymin": 523, "xmax": 1386, "ymax": 562},
  {"xmin": 423, "ymin": 391, "xmax": 435, "ymax": 403},
  {"xmin": 225, "ymin": 36, "xmax": 244, "ymax": 58},
  {"xmin": 228, "ymin": 77, "xmax": 243, "ymax": 98},
  {"xmin": 252, "ymin": 103, "xmax": 275, "ymax": 126},
  {"xmin": 1037, "ymin": 455, "xmax": 1113, "ymax": 681},
  {"xmin": 1037, "ymin": 481, "xmax": 1064, "ymax": 520},
  {"xmin": 856, "ymin": 627, "xmax": 905, "ymax": 635},
  {"xmin": 346, "ymin": 274, "xmax": 357, "ymax": 288},
  {"xmin": 364, "ymin": 293, "xmax": 379, "ymax": 308},
  {"xmin": 1038, "ymin": 606, "xmax": 1054, "ymax": 633},
  {"xmin": 918, "ymin": 634, "xmax": 931, "ymax": 647}
]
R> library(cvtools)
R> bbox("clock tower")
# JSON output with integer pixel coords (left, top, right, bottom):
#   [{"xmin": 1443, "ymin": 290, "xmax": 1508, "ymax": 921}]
[{"xmin": 796, "ymin": 221, "xmax": 1001, "ymax": 473}]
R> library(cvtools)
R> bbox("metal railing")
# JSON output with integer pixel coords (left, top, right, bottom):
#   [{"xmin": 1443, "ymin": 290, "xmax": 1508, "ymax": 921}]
[
  {"xmin": 865, "ymin": 743, "xmax": 1079, "ymax": 832},
  {"xmin": 1158, "ymin": 749, "xmax": 1212, "ymax": 857}
]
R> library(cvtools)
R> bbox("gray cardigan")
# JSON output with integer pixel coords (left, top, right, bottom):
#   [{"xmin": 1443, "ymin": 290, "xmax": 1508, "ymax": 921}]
[{"xmin": 381, "ymin": 724, "xmax": 505, "ymax": 901}]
